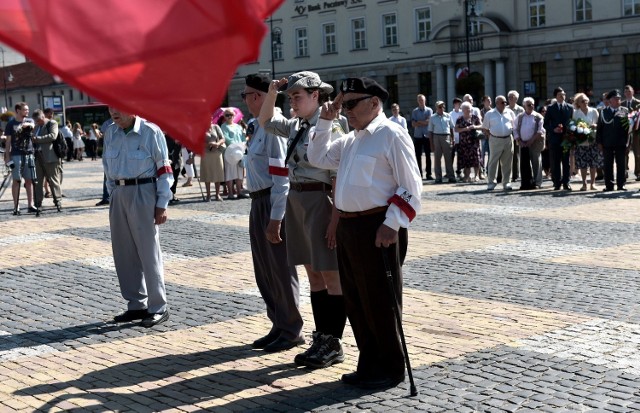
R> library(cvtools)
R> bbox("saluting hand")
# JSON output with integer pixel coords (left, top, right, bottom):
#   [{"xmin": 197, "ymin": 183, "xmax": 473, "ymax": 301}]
[
  {"xmin": 269, "ymin": 78, "xmax": 288, "ymax": 95},
  {"xmin": 320, "ymin": 93, "xmax": 344, "ymax": 121}
]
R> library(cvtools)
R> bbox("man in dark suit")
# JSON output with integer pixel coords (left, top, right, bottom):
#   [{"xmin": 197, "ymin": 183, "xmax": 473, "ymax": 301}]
[
  {"xmin": 544, "ymin": 87, "xmax": 574, "ymax": 190},
  {"xmin": 622, "ymin": 85, "xmax": 640, "ymax": 181},
  {"xmin": 597, "ymin": 89, "xmax": 630, "ymax": 191}
]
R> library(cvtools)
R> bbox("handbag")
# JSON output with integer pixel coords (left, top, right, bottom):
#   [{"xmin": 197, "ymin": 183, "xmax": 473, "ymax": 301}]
[{"xmin": 473, "ymin": 129, "xmax": 484, "ymax": 140}]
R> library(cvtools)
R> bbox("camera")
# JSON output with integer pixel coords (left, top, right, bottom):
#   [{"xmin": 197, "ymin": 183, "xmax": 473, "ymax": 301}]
[{"xmin": 6, "ymin": 160, "xmax": 14, "ymax": 169}]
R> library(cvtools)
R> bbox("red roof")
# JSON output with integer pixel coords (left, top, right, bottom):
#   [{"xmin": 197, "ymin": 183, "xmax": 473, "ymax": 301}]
[{"xmin": 2, "ymin": 61, "xmax": 57, "ymax": 91}]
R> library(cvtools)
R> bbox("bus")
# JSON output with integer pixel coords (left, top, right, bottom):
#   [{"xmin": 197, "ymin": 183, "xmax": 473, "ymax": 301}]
[{"xmin": 64, "ymin": 103, "xmax": 110, "ymax": 130}]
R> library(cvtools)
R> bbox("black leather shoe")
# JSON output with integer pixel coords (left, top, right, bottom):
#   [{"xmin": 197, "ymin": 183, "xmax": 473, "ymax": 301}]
[
  {"xmin": 263, "ymin": 336, "xmax": 304, "ymax": 353},
  {"xmin": 95, "ymin": 199, "xmax": 109, "ymax": 206},
  {"xmin": 603, "ymin": 187, "xmax": 614, "ymax": 192},
  {"xmin": 252, "ymin": 330, "xmax": 280, "ymax": 349},
  {"xmin": 28, "ymin": 206, "xmax": 38, "ymax": 213},
  {"xmin": 553, "ymin": 185, "xmax": 561, "ymax": 190},
  {"xmin": 563, "ymin": 184, "xmax": 572, "ymax": 191},
  {"xmin": 341, "ymin": 371, "xmax": 404, "ymax": 390},
  {"xmin": 618, "ymin": 186, "xmax": 627, "ymax": 191},
  {"xmin": 140, "ymin": 310, "xmax": 169, "ymax": 328},
  {"xmin": 113, "ymin": 309, "xmax": 148, "ymax": 323}
]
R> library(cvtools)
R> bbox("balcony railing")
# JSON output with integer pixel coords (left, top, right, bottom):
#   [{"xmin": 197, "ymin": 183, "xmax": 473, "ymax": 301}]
[{"xmin": 456, "ymin": 37, "xmax": 484, "ymax": 53}]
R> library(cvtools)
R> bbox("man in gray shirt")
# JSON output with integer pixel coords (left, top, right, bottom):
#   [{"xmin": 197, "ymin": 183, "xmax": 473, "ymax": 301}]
[{"xmin": 410, "ymin": 94, "xmax": 433, "ymax": 180}]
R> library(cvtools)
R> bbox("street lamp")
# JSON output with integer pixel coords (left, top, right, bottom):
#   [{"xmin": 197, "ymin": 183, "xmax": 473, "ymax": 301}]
[
  {"xmin": 1, "ymin": 47, "xmax": 8, "ymax": 110},
  {"xmin": 464, "ymin": 0, "xmax": 477, "ymax": 76},
  {"xmin": 270, "ymin": 23, "xmax": 282, "ymax": 80}
]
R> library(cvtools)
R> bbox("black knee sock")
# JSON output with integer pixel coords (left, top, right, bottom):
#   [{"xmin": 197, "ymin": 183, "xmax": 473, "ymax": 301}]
[
  {"xmin": 310, "ymin": 289, "xmax": 329, "ymax": 334},
  {"xmin": 325, "ymin": 293, "xmax": 347, "ymax": 339}
]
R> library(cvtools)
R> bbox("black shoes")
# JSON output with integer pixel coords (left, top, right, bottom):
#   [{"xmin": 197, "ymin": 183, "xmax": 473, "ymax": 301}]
[
  {"xmin": 553, "ymin": 185, "xmax": 561, "ymax": 190},
  {"xmin": 618, "ymin": 186, "xmax": 627, "ymax": 191},
  {"xmin": 252, "ymin": 330, "xmax": 280, "ymax": 349},
  {"xmin": 95, "ymin": 199, "xmax": 109, "ymax": 206},
  {"xmin": 563, "ymin": 184, "xmax": 572, "ymax": 191},
  {"xmin": 113, "ymin": 309, "xmax": 149, "ymax": 323},
  {"xmin": 263, "ymin": 336, "xmax": 304, "ymax": 353},
  {"xmin": 294, "ymin": 331, "xmax": 324, "ymax": 366},
  {"xmin": 27, "ymin": 206, "xmax": 38, "ymax": 213},
  {"xmin": 294, "ymin": 332, "xmax": 344, "ymax": 369},
  {"xmin": 141, "ymin": 310, "xmax": 169, "ymax": 328},
  {"xmin": 341, "ymin": 371, "xmax": 405, "ymax": 390},
  {"xmin": 603, "ymin": 187, "xmax": 614, "ymax": 192},
  {"xmin": 168, "ymin": 197, "xmax": 180, "ymax": 205},
  {"xmin": 305, "ymin": 334, "xmax": 344, "ymax": 369},
  {"xmin": 12, "ymin": 208, "xmax": 20, "ymax": 216}
]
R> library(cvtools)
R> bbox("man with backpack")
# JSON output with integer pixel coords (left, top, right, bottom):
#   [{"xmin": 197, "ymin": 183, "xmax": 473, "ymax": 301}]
[{"xmin": 32, "ymin": 109, "xmax": 63, "ymax": 210}]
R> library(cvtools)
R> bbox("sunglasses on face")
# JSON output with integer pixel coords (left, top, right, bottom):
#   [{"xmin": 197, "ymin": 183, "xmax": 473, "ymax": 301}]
[
  {"xmin": 225, "ymin": 114, "xmax": 234, "ymax": 118},
  {"xmin": 342, "ymin": 95, "xmax": 372, "ymax": 110}
]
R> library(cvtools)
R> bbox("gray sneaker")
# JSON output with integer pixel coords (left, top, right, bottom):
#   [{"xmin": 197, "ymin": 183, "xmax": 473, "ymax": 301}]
[
  {"xmin": 294, "ymin": 331, "xmax": 325, "ymax": 366},
  {"xmin": 305, "ymin": 334, "xmax": 344, "ymax": 369}
]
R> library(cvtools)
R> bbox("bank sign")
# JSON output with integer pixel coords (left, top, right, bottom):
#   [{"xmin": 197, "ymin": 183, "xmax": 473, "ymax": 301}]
[{"xmin": 295, "ymin": 0, "xmax": 363, "ymax": 14}]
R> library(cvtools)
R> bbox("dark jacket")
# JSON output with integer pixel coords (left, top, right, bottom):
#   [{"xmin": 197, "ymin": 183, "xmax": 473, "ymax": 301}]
[
  {"xmin": 543, "ymin": 102, "xmax": 573, "ymax": 145},
  {"xmin": 596, "ymin": 106, "xmax": 630, "ymax": 148}
]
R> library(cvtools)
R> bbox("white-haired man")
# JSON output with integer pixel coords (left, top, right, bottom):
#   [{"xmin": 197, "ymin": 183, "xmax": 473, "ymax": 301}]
[{"xmin": 514, "ymin": 97, "xmax": 545, "ymax": 190}]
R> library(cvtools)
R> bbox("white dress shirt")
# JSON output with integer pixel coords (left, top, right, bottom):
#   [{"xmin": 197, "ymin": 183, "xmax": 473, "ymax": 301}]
[{"xmin": 308, "ymin": 113, "xmax": 422, "ymax": 231}]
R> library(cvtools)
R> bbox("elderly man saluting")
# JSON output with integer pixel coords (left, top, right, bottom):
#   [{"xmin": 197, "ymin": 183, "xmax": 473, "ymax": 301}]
[{"xmin": 307, "ymin": 78, "xmax": 422, "ymax": 390}]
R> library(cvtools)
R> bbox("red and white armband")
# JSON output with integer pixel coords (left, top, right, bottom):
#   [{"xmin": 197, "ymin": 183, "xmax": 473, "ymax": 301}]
[
  {"xmin": 387, "ymin": 187, "xmax": 418, "ymax": 222},
  {"xmin": 268, "ymin": 157, "xmax": 288, "ymax": 177},
  {"xmin": 156, "ymin": 159, "xmax": 172, "ymax": 176}
]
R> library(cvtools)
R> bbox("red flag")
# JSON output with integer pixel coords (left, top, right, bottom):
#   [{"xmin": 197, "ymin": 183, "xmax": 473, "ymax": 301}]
[{"xmin": 0, "ymin": 0, "xmax": 283, "ymax": 153}]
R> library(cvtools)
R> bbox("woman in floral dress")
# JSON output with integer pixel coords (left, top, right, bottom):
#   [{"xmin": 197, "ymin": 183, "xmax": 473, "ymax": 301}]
[
  {"xmin": 454, "ymin": 102, "xmax": 483, "ymax": 182},
  {"xmin": 572, "ymin": 93, "xmax": 601, "ymax": 191}
]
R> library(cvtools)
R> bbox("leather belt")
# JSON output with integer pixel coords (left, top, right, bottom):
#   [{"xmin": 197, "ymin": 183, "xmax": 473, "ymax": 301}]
[
  {"xmin": 338, "ymin": 205, "xmax": 388, "ymax": 219},
  {"xmin": 115, "ymin": 177, "xmax": 157, "ymax": 186},
  {"xmin": 249, "ymin": 187, "xmax": 271, "ymax": 199},
  {"xmin": 491, "ymin": 133, "xmax": 512, "ymax": 138},
  {"xmin": 290, "ymin": 182, "xmax": 331, "ymax": 192}
]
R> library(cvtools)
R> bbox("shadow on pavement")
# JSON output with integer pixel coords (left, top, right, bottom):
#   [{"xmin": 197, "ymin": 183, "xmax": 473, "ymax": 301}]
[{"xmin": 14, "ymin": 344, "xmax": 377, "ymax": 412}]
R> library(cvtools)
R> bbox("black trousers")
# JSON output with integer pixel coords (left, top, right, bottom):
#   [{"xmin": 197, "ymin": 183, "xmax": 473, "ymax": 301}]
[
  {"xmin": 412, "ymin": 137, "xmax": 431, "ymax": 178},
  {"xmin": 603, "ymin": 145, "xmax": 626, "ymax": 189},
  {"xmin": 65, "ymin": 137, "xmax": 74, "ymax": 161},
  {"xmin": 549, "ymin": 141, "xmax": 570, "ymax": 186},
  {"xmin": 336, "ymin": 211, "xmax": 407, "ymax": 379},
  {"xmin": 512, "ymin": 140, "xmax": 520, "ymax": 180},
  {"xmin": 520, "ymin": 146, "xmax": 535, "ymax": 188}
]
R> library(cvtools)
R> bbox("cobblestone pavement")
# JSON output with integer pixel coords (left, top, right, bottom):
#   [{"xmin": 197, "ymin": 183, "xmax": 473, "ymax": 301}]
[{"xmin": 1, "ymin": 158, "xmax": 639, "ymax": 412}]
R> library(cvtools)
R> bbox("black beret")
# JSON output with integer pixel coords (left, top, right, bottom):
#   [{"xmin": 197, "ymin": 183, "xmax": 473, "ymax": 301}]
[
  {"xmin": 340, "ymin": 77, "xmax": 389, "ymax": 102},
  {"xmin": 606, "ymin": 89, "xmax": 621, "ymax": 100},
  {"xmin": 245, "ymin": 73, "xmax": 270, "ymax": 93},
  {"xmin": 553, "ymin": 87, "xmax": 565, "ymax": 96}
]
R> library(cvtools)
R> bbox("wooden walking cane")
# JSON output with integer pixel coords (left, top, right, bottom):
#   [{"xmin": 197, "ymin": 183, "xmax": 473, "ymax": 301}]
[{"xmin": 382, "ymin": 246, "xmax": 418, "ymax": 397}]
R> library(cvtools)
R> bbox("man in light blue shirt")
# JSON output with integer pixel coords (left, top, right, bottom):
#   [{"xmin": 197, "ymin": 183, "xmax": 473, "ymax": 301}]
[
  {"xmin": 103, "ymin": 108, "xmax": 173, "ymax": 328},
  {"xmin": 242, "ymin": 73, "xmax": 303, "ymax": 352},
  {"xmin": 410, "ymin": 94, "xmax": 433, "ymax": 180},
  {"xmin": 428, "ymin": 101, "xmax": 456, "ymax": 183}
]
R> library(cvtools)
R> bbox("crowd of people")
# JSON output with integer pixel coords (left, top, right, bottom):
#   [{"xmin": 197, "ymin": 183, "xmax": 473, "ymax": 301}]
[
  {"xmin": 392, "ymin": 85, "xmax": 640, "ymax": 192},
  {"xmin": 2, "ymin": 77, "xmax": 638, "ymax": 393}
]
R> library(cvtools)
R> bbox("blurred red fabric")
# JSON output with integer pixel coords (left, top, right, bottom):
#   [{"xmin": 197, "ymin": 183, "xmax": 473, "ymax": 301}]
[{"xmin": 0, "ymin": 0, "xmax": 282, "ymax": 153}]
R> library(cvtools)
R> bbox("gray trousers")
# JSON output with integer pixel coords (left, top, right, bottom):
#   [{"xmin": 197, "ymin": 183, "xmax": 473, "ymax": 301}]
[
  {"xmin": 432, "ymin": 133, "xmax": 455, "ymax": 179},
  {"xmin": 249, "ymin": 194, "xmax": 303, "ymax": 341},
  {"xmin": 109, "ymin": 183, "xmax": 167, "ymax": 314},
  {"xmin": 487, "ymin": 136, "xmax": 514, "ymax": 188},
  {"xmin": 34, "ymin": 156, "xmax": 62, "ymax": 207}
]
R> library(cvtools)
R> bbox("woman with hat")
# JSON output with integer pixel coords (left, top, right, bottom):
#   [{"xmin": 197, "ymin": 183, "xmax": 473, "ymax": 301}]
[
  {"xmin": 258, "ymin": 71, "xmax": 347, "ymax": 368},
  {"xmin": 221, "ymin": 108, "xmax": 247, "ymax": 200}
]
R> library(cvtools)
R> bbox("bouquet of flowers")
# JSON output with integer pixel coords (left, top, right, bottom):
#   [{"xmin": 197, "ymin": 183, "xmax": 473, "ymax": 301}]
[
  {"xmin": 562, "ymin": 119, "xmax": 595, "ymax": 153},
  {"xmin": 625, "ymin": 111, "xmax": 640, "ymax": 137}
]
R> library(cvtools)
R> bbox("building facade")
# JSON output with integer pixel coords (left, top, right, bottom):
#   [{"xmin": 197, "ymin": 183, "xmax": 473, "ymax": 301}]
[{"xmin": 231, "ymin": 0, "xmax": 640, "ymax": 115}]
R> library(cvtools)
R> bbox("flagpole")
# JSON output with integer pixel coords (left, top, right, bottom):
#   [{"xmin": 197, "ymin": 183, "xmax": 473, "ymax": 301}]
[{"xmin": 1, "ymin": 47, "xmax": 7, "ymax": 110}]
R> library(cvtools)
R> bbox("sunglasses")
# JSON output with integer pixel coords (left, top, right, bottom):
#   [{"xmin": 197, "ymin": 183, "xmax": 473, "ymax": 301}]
[
  {"xmin": 240, "ymin": 92, "xmax": 256, "ymax": 100},
  {"xmin": 342, "ymin": 95, "xmax": 372, "ymax": 110},
  {"xmin": 224, "ymin": 113, "xmax": 234, "ymax": 118}
]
